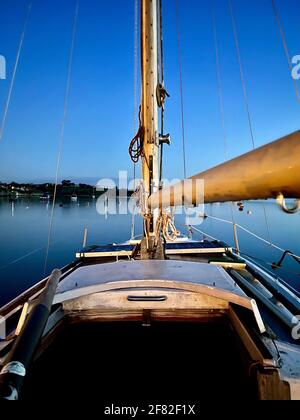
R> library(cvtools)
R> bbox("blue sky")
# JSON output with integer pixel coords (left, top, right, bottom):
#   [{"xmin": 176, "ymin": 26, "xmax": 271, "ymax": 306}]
[{"xmin": 0, "ymin": 0, "xmax": 299, "ymax": 183}]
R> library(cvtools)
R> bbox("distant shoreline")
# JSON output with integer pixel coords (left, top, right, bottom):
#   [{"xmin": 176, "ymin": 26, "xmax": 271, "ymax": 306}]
[{"xmin": 0, "ymin": 181, "xmax": 134, "ymax": 198}]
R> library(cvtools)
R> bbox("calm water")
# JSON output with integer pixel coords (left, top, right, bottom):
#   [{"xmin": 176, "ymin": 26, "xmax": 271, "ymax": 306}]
[{"xmin": 0, "ymin": 197, "xmax": 299, "ymax": 307}]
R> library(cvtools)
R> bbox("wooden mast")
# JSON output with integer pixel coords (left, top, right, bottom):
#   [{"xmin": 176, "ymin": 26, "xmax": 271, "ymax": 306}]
[
  {"xmin": 140, "ymin": 0, "xmax": 162, "ymax": 258},
  {"xmin": 148, "ymin": 130, "xmax": 300, "ymax": 209}
]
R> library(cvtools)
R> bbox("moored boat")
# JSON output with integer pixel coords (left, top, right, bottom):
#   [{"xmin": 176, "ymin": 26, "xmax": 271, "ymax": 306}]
[{"xmin": 70, "ymin": 193, "xmax": 78, "ymax": 202}]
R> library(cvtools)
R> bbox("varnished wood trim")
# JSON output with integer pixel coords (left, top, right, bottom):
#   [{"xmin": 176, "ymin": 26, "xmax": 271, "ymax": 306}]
[{"xmin": 54, "ymin": 279, "xmax": 253, "ymax": 310}]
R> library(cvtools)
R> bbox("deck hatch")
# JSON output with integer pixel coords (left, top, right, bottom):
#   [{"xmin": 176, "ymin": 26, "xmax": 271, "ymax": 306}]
[
  {"xmin": 76, "ymin": 244, "xmax": 136, "ymax": 259},
  {"xmin": 165, "ymin": 241, "xmax": 231, "ymax": 255}
]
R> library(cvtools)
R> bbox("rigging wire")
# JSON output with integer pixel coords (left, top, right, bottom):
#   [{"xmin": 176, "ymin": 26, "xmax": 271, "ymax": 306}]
[
  {"xmin": 211, "ymin": 1, "xmax": 236, "ymax": 231},
  {"xmin": 0, "ymin": 246, "xmax": 45, "ymax": 271},
  {"xmin": 0, "ymin": 0, "xmax": 32, "ymax": 142},
  {"xmin": 211, "ymin": 0, "xmax": 228, "ymax": 161},
  {"xmin": 228, "ymin": 0, "xmax": 255, "ymax": 150},
  {"xmin": 175, "ymin": 0, "xmax": 189, "ymax": 236},
  {"xmin": 175, "ymin": 0, "xmax": 187, "ymax": 179},
  {"xmin": 271, "ymin": 0, "xmax": 300, "ymax": 217},
  {"xmin": 181, "ymin": 2, "xmax": 299, "ymax": 279},
  {"xmin": 186, "ymin": 224, "xmax": 300, "ymax": 280},
  {"xmin": 228, "ymin": 0, "xmax": 273, "ymax": 245},
  {"xmin": 271, "ymin": 0, "xmax": 300, "ymax": 104},
  {"xmin": 0, "ymin": 238, "xmax": 63, "ymax": 272},
  {"xmin": 238, "ymin": 251, "xmax": 300, "ymax": 282},
  {"xmin": 262, "ymin": 203, "xmax": 272, "ymax": 245},
  {"xmin": 203, "ymin": 213, "xmax": 300, "ymax": 259},
  {"xmin": 181, "ymin": 223, "xmax": 220, "ymax": 243},
  {"xmin": 43, "ymin": 0, "xmax": 80, "ymax": 275}
]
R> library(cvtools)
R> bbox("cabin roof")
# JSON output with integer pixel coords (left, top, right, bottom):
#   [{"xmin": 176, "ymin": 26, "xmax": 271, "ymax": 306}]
[
  {"xmin": 56, "ymin": 260, "xmax": 239, "ymax": 293},
  {"xmin": 54, "ymin": 260, "xmax": 253, "ymax": 309}
]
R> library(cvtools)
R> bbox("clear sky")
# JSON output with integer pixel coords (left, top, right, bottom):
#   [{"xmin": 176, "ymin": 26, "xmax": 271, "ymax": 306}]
[{"xmin": 0, "ymin": 0, "xmax": 299, "ymax": 183}]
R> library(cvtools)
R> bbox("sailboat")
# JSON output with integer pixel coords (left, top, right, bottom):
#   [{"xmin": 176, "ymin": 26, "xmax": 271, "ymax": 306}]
[
  {"xmin": 70, "ymin": 193, "xmax": 78, "ymax": 202},
  {"xmin": 1, "ymin": 0, "xmax": 300, "ymax": 401},
  {"xmin": 71, "ymin": 187, "xmax": 78, "ymax": 202}
]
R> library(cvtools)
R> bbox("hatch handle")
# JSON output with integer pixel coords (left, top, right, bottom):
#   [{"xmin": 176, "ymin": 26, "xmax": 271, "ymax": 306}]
[{"xmin": 127, "ymin": 295, "xmax": 167, "ymax": 302}]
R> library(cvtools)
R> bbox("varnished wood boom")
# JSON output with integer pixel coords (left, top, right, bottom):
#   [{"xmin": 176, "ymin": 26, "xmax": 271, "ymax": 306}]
[{"xmin": 149, "ymin": 130, "xmax": 300, "ymax": 208}]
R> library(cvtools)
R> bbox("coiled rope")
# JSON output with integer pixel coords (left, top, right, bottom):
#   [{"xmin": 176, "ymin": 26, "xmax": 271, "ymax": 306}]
[
  {"xmin": 156, "ymin": 211, "xmax": 180, "ymax": 243},
  {"xmin": 129, "ymin": 106, "xmax": 144, "ymax": 163}
]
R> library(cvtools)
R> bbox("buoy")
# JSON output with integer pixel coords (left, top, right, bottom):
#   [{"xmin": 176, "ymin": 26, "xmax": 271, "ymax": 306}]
[{"xmin": 237, "ymin": 201, "xmax": 244, "ymax": 212}]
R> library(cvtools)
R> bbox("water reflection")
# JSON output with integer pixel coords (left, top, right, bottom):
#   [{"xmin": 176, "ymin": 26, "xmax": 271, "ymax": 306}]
[{"xmin": 0, "ymin": 197, "xmax": 299, "ymax": 306}]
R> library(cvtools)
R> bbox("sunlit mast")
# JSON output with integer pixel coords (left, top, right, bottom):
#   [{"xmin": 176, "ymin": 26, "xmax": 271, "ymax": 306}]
[{"xmin": 140, "ymin": 0, "xmax": 161, "ymax": 257}]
